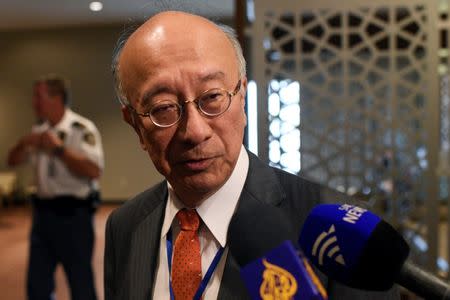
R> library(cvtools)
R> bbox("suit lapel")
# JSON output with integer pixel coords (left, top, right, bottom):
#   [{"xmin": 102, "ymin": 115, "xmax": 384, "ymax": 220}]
[
  {"xmin": 218, "ymin": 151, "xmax": 286, "ymax": 300},
  {"xmin": 240, "ymin": 151, "xmax": 286, "ymax": 207},
  {"xmin": 127, "ymin": 183, "xmax": 167, "ymax": 299},
  {"xmin": 217, "ymin": 247, "xmax": 250, "ymax": 300}
]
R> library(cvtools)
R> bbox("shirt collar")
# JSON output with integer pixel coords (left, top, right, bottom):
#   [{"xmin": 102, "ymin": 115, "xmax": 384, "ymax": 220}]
[
  {"xmin": 38, "ymin": 108, "xmax": 72, "ymax": 130},
  {"xmin": 54, "ymin": 108, "xmax": 72, "ymax": 129},
  {"xmin": 161, "ymin": 146, "xmax": 249, "ymax": 247}
]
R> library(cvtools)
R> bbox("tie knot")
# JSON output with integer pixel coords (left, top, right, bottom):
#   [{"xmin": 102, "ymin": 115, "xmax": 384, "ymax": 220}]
[{"xmin": 176, "ymin": 209, "xmax": 200, "ymax": 231}]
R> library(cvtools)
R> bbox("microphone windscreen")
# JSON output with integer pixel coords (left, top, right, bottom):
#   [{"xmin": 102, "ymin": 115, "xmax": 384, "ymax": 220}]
[
  {"xmin": 351, "ymin": 219, "xmax": 410, "ymax": 290},
  {"xmin": 299, "ymin": 203, "xmax": 409, "ymax": 290},
  {"xmin": 228, "ymin": 202, "xmax": 328, "ymax": 300},
  {"xmin": 228, "ymin": 203, "xmax": 295, "ymax": 267}
]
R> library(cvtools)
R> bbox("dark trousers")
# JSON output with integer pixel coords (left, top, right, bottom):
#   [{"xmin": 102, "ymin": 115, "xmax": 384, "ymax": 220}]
[{"xmin": 27, "ymin": 196, "xmax": 97, "ymax": 300}]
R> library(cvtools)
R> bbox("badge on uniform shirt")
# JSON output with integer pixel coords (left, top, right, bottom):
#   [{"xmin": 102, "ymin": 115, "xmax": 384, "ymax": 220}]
[
  {"xmin": 71, "ymin": 121, "xmax": 86, "ymax": 130},
  {"xmin": 57, "ymin": 130, "xmax": 66, "ymax": 141},
  {"xmin": 83, "ymin": 132, "xmax": 96, "ymax": 146}
]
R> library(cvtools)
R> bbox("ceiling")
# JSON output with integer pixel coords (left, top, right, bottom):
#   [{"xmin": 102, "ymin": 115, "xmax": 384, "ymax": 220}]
[{"xmin": 0, "ymin": 0, "xmax": 235, "ymax": 30}]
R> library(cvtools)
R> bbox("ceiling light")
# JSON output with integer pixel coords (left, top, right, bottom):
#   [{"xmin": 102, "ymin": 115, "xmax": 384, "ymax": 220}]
[{"xmin": 89, "ymin": 1, "xmax": 103, "ymax": 12}]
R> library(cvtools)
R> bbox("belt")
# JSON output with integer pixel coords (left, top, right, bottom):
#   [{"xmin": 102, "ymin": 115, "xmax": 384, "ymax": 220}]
[{"xmin": 32, "ymin": 195, "xmax": 92, "ymax": 213}]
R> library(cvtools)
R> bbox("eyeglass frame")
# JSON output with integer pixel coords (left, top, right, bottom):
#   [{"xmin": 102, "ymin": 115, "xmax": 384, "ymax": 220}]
[{"xmin": 127, "ymin": 79, "xmax": 242, "ymax": 128}]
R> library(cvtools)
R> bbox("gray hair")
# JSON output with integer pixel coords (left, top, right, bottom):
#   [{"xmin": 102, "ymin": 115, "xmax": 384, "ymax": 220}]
[
  {"xmin": 111, "ymin": 24, "xmax": 139, "ymax": 106},
  {"xmin": 218, "ymin": 23, "xmax": 247, "ymax": 80},
  {"xmin": 111, "ymin": 21, "xmax": 247, "ymax": 106}
]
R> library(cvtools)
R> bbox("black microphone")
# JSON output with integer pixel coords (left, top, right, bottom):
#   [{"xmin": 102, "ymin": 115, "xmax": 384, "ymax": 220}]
[
  {"xmin": 298, "ymin": 203, "xmax": 450, "ymax": 300},
  {"xmin": 228, "ymin": 203, "xmax": 295, "ymax": 266},
  {"xmin": 228, "ymin": 203, "xmax": 327, "ymax": 300}
]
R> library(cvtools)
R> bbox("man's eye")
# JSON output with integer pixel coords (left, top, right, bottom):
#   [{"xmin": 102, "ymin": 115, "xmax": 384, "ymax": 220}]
[
  {"xmin": 151, "ymin": 103, "xmax": 178, "ymax": 114},
  {"xmin": 202, "ymin": 91, "xmax": 224, "ymax": 102}
]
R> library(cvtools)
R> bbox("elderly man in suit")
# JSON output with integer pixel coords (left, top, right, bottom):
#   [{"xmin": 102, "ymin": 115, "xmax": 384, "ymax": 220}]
[{"xmin": 105, "ymin": 10, "xmax": 400, "ymax": 300}]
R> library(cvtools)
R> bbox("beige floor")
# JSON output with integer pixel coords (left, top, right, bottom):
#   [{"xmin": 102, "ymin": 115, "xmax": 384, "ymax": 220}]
[{"xmin": 0, "ymin": 203, "xmax": 120, "ymax": 300}]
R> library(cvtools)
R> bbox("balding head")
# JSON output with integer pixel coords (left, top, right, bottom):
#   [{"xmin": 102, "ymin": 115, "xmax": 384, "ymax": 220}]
[{"xmin": 112, "ymin": 11, "xmax": 246, "ymax": 106}]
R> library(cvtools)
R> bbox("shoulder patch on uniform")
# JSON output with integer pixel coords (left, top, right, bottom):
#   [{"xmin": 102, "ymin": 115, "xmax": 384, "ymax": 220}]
[
  {"xmin": 71, "ymin": 121, "xmax": 86, "ymax": 130},
  {"xmin": 83, "ymin": 132, "xmax": 96, "ymax": 146}
]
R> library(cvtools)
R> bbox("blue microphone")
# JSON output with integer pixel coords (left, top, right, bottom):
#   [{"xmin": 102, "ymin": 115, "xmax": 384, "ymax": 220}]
[
  {"xmin": 299, "ymin": 203, "xmax": 450, "ymax": 299},
  {"xmin": 228, "ymin": 203, "xmax": 327, "ymax": 300}
]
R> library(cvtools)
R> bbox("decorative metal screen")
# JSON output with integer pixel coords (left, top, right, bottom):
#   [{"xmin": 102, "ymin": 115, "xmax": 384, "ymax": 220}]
[
  {"xmin": 249, "ymin": 0, "xmax": 444, "ymax": 275},
  {"xmin": 437, "ymin": 0, "xmax": 450, "ymax": 278}
]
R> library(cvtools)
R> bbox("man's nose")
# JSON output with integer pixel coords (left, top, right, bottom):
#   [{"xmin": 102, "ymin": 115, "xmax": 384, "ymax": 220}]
[{"xmin": 176, "ymin": 102, "xmax": 213, "ymax": 144}]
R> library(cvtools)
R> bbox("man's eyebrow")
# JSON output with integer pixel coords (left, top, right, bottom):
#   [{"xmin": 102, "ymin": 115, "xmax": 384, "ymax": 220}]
[
  {"xmin": 197, "ymin": 71, "xmax": 226, "ymax": 82},
  {"xmin": 141, "ymin": 86, "xmax": 173, "ymax": 107},
  {"xmin": 140, "ymin": 72, "xmax": 226, "ymax": 106}
]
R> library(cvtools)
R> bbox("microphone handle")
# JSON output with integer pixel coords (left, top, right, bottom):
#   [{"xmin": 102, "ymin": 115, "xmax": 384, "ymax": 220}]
[{"xmin": 397, "ymin": 261, "xmax": 450, "ymax": 300}]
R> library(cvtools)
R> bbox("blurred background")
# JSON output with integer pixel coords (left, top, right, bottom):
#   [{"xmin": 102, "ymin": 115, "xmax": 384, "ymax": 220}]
[{"xmin": 0, "ymin": 0, "xmax": 449, "ymax": 299}]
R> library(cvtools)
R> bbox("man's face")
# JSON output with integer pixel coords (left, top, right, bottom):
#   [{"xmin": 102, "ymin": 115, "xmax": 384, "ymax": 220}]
[
  {"xmin": 32, "ymin": 82, "xmax": 53, "ymax": 120},
  {"xmin": 119, "ymin": 12, "xmax": 247, "ymax": 204}
]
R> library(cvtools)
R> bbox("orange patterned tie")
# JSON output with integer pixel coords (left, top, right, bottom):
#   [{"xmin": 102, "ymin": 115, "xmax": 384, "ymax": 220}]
[{"xmin": 172, "ymin": 209, "xmax": 202, "ymax": 300}]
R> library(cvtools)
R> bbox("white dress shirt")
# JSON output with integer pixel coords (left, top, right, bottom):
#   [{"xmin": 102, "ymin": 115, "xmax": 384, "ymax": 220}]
[{"xmin": 152, "ymin": 146, "xmax": 249, "ymax": 299}]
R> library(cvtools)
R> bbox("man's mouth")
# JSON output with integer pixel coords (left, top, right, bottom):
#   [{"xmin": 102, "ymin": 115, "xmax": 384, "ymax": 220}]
[{"xmin": 180, "ymin": 157, "xmax": 215, "ymax": 171}]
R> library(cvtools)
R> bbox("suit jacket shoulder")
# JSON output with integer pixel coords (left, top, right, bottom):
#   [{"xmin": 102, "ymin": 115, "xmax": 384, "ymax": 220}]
[
  {"xmin": 107, "ymin": 181, "xmax": 167, "ymax": 231},
  {"xmin": 104, "ymin": 181, "xmax": 168, "ymax": 300},
  {"xmin": 241, "ymin": 152, "xmax": 326, "ymax": 236}
]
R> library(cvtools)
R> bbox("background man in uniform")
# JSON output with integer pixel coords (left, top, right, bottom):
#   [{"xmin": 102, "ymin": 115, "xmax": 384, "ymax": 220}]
[
  {"xmin": 105, "ymin": 11, "xmax": 400, "ymax": 299},
  {"xmin": 7, "ymin": 75, "xmax": 104, "ymax": 300}
]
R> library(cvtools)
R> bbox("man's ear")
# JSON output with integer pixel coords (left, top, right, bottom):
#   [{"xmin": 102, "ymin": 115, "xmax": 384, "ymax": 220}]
[
  {"xmin": 121, "ymin": 105, "xmax": 135, "ymax": 126},
  {"xmin": 240, "ymin": 77, "xmax": 248, "ymax": 109},
  {"xmin": 121, "ymin": 105, "xmax": 147, "ymax": 151}
]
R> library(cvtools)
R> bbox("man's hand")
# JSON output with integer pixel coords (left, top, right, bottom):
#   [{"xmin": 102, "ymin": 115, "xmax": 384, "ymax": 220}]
[
  {"xmin": 7, "ymin": 132, "xmax": 43, "ymax": 166},
  {"xmin": 21, "ymin": 132, "xmax": 42, "ymax": 148},
  {"xmin": 40, "ymin": 130, "xmax": 101, "ymax": 179},
  {"xmin": 39, "ymin": 131, "xmax": 63, "ymax": 153}
]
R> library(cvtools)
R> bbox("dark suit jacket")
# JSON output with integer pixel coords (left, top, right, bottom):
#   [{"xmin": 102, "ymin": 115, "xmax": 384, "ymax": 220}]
[{"xmin": 104, "ymin": 150, "xmax": 400, "ymax": 299}]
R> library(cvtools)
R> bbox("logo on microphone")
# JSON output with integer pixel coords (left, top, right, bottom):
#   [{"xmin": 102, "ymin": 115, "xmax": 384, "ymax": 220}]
[
  {"xmin": 312, "ymin": 225, "xmax": 346, "ymax": 266},
  {"xmin": 259, "ymin": 259, "xmax": 298, "ymax": 300}
]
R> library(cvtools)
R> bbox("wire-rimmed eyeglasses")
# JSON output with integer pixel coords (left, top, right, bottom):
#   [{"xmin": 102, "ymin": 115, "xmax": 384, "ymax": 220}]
[{"xmin": 128, "ymin": 79, "xmax": 241, "ymax": 128}]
